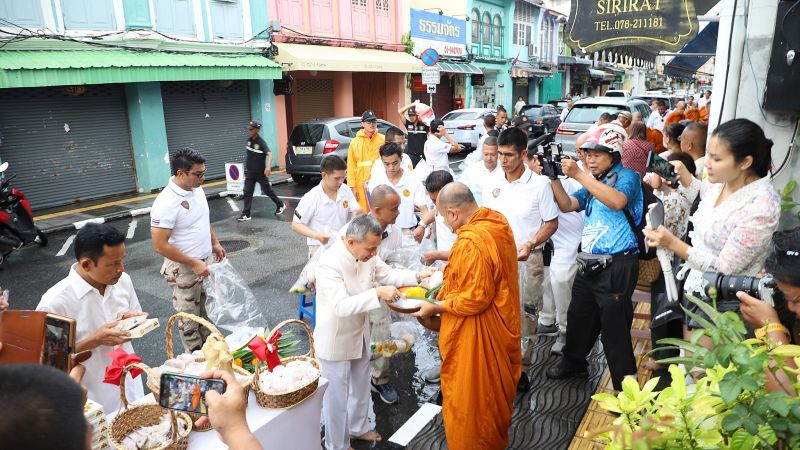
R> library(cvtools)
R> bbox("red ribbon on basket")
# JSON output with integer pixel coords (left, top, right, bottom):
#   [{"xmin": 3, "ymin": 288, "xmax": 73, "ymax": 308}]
[
  {"xmin": 103, "ymin": 349, "xmax": 144, "ymax": 385},
  {"xmin": 248, "ymin": 331, "xmax": 282, "ymax": 371}
]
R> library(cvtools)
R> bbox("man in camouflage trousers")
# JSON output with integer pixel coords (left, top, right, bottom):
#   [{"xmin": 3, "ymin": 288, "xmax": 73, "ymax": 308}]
[{"xmin": 151, "ymin": 148, "xmax": 227, "ymax": 352}]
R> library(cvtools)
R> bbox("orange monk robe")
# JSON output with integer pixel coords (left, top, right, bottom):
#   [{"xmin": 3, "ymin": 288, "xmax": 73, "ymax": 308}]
[
  {"xmin": 346, "ymin": 129, "xmax": 385, "ymax": 211},
  {"xmin": 700, "ymin": 106, "xmax": 710, "ymax": 123},
  {"xmin": 662, "ymin": 111, "xmax": 685, "ymax": 132},
  {"xmin": 438, "ymin": 207, "xmax": 522, "ymax": 450},
  {"xmin": 685, "ymin": 106, "xmax": 701, "ymax": 122},
  {"xmin": 646, "ymin": 127, "xmax": 666, "ymax": 153}
]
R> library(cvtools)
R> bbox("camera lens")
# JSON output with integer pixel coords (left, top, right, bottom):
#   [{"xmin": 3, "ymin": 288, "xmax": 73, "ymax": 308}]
[{"xmin": 716, "ymin": 274, "xmax": 761, "ymax": 301}]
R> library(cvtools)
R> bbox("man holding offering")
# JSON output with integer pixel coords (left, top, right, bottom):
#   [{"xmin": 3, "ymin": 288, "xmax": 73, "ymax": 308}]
[{"xmin": 414, "ymin": 183, "xmax": 521, "ymax": 450}]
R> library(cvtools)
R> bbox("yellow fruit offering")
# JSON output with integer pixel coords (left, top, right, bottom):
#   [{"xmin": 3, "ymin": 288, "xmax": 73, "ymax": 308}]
[{"xmin": 404, "ymin": 286, "xmax": 426, "ymax": 299}]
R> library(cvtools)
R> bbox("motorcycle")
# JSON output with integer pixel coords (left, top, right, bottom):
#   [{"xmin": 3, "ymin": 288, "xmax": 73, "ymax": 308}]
[{"xmin": 0, "ymin": 162, "xmax": 47, "ymax": 265}]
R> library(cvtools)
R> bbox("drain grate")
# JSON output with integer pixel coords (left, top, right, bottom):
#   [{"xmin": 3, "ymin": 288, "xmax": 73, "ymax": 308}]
[{"xmin": 219, "ymin": 239, "xmax": 251, "ymax": 254}]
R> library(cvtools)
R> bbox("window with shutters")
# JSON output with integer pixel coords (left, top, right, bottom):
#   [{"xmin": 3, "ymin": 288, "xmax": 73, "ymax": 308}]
[
  {"xmin": 541, "ymin": 19, "xmax": 552, "ymax": 62},
  {"xmin": 62, "ymin": 0, "xmax": 116, "ymax": 30},
  {"xmin": 513, "ymin": 1, "xmax": 534, "ymax": 46},
  {"xmin": 375, "ymin": 0, "xmax": 391, "ymax": 42},
  {"xmin": 310, "ymin": 0, "xmax": 334, "ymax": 35},
  {"xmin": 470, "ymin": 9, "xmax": 480, "ymax": 42},
  {"xmin": 210, "ymin": 0, "xmax": 243, "ymax": 39},
  {"xmin": 493, "ymin": 15, "xmax": 502, "ymax": 48},
  {"xmin": 481, "ymin": 12, "xmax": 491, "ymax": 46},
  {"xmin": 277, "ymin": 0, "xmax": 304, "ymax": 30},
  {"xmin": 154, "ymin": 0, "xmax": 195, "ymax": 36},
  {"xmin": 0, "ymin": 0, "xmax": 44, "ymax": 27},
  {"xmin": 351, "ymin": 0, "xmax": 369, "ymax": 40}
]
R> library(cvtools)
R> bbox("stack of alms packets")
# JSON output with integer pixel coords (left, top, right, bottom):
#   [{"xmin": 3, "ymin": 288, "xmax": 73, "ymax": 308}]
[{"xmin": 84, "ymin": 399, "xmax": 112, "ymax": 450}]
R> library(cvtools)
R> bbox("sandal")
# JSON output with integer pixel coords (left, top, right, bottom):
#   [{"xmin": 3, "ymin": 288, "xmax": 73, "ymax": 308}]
[{"xmin": 351, "ymin": 430, "xmax": 382, "ymax": 442}]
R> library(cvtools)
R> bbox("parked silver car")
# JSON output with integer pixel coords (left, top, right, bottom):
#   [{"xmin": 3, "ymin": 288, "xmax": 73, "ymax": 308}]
[
  {"xmin": 554, "ymin": 97, "xmax": 651, "ymax": 153},
  {"xmin": 285, "ymin": 117, "xmax": 400, "ymax": 184},
  {"xmin": 440, "ymin": 108, "xmax": 495, "ymax": 150}
]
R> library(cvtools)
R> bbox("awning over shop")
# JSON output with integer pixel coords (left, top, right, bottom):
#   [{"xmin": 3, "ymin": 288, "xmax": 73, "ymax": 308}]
[
  {"xmin": 558, "ymin": 55, "xmax": 591, "ymax": 66},
  {"xmin": 437, "ymin": 61, "xmax": 482, "ymax": 75},
  {"xmin": 588, "ymin": 69, "xmax": 606, "ymax": 79},
  {"xmin": 274, "ymin": 43, "xmax": 423, "ymax": 73},
  {"xmin": 0, "ymin": 49, "xmax": 282, "ymax": 89},
  {"xmin": 664, "ymin": 22, "xmax": 719, "ymax": 78},
  {"xmin": 511, "ymin": 65, "xmax": 554, "ymax": 78}
]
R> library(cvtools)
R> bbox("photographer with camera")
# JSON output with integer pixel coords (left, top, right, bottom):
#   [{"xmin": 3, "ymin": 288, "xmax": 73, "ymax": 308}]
[
  {"xmin": 737, "ymin": 227, "xmax": 800, "ymax": 395},
  {"xmin": 543, "ymin": 127, "xmax": 642, "ymax": 391},
  {"xmin": 643, "ymin": 119, "xmax": 780, "ymax": 346}
]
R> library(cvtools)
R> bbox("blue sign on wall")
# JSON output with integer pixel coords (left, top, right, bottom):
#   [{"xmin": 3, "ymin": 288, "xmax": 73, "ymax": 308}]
[{"xmin": 410, "ymin": 9, "xmax": 467, "ymax": 57}]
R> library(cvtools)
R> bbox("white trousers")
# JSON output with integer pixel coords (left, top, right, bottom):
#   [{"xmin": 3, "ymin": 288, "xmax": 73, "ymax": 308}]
[
  {"xmin": 538, "ymin": 262, "xmax": 579, "ymax": 333},
  {"xmin": 319, "ymin": 341, "xmax": 373, "ymax": 450}
]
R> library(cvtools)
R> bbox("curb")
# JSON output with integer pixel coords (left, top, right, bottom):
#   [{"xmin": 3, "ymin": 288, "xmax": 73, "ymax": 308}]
[{"xmin": 41, "ymin": 176, "xmax": 293, "ymax": 235}]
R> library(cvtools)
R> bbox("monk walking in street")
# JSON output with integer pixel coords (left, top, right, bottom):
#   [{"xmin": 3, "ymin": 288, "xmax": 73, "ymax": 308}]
[{"xmin": 413, "ymin": 182, "xmax": 522, "ymax": 449}]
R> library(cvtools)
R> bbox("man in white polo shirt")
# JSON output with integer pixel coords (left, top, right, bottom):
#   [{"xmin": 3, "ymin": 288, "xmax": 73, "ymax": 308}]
[
  {"xmin": 370, "ymin": 127, "xmax": 414, "ymax": 185},
  {"xmin": 484, "ymin": 128, "xmax": 559, "ymax": 365},
  {"xmin": 424, "ymin": 119, "xmax": 459, "ymax": 173},
  {"xmin": 151, "ymin": 148, "xmax": 227, "ymax": 353},
  {"xmin": 458, "ymin": 136, "xmax": 502, "ymax": 206},
  {"xmin": 292, "ymin": 155, "xmax": 362, "ymax": 260},
  {"xmin": 369, "ymin": 142, "xmax": 429, "ymax": 236}
]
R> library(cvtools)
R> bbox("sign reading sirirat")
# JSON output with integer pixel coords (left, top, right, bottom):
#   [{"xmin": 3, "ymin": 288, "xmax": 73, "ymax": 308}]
[{"xmin": 565, "ymin": 0, "xmax": 699, "ymax": 53}]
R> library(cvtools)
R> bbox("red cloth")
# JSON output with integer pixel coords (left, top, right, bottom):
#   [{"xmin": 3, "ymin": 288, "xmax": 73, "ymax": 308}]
[
  {"xmin": 248, "ymin": 331, "xmax": 282, "ymax": 371},
  {"xmin": 103, "ymin": 349, "xmax": 144, "ymax": 385},
  {"xmin": 622, "ymin": 139, "xmax": 654, "ymax": 178}
]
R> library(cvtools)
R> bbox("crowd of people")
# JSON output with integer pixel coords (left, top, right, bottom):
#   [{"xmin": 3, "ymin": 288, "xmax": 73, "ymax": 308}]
[{"xmin": 2, "ymin": 88, "xmax": 799, "ymax": 450}]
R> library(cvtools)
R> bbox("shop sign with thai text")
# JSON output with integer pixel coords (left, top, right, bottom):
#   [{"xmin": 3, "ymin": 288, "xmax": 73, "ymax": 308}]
[{"xmin": 565, "ymin": 0, "xmax": 699, "ymax": 53}]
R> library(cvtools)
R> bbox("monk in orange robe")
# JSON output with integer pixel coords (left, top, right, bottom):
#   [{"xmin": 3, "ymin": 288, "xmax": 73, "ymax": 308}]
[
  {"xmin": 685, "ymin": 104, "xmax": 701, "ymax": 122},
  {"xmin": 662, "ymin": 100, "xmax": 686, "ymax": 133},
  {"xmin": 646, "ymin": 127, "xmax": 666, "ymax": 153},
  {"xmin": 700, "ymin": 101, "xmax": 711, "ymax": 124},
  {"xmin": 413, "ymin": 182, "xmax": 521, "ymax": 450}
]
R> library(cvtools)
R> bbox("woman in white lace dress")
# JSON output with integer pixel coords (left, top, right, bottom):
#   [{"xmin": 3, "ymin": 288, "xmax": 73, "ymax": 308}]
[{"xmin": 643, "ymin": 118, "xmax": 780, "ymax": 341}]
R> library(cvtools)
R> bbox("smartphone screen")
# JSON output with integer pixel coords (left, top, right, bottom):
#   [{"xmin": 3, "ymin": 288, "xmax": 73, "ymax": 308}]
[
  {"xmin": 43, "ymin": 315, "xmax": 74, "ymax": 372},
  {"xmin": 159, "ymin": 373, "xmax": 226, "ymax": 415}
]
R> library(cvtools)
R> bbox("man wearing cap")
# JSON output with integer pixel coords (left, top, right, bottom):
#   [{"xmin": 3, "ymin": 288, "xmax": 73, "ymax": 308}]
[
  {"xmin": 348, "ymin": 110, "xmax": 386, "ymax": 211},
  {"xmin": 398, "ymin": 101, "xmax": 429, "ymax": 166},
  {"xmin": 544, "ymin": 127, "xmax": 642, "ymax": 392},
  {"xmin": 238, "ymin": 121, "xmax": 285, "ymax": 221}
]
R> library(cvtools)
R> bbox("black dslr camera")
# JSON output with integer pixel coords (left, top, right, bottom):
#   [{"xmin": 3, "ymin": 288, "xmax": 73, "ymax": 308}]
[
  {"xmin": 701, "ymin": 271, "xmax": 776, "ymax": 307},
  {"xmin": 540, "ymin": 142, "xmax": 566, "ymax": 180}
]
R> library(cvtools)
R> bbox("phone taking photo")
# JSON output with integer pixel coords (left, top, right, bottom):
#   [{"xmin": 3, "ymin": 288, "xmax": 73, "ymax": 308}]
[
  {"xmin": 159, "ymin": 373, "xmax": 226, "ymax": 415},
  {"xmin": 43, "ymin": 313, "xmax": 76, "ymax": 372}
]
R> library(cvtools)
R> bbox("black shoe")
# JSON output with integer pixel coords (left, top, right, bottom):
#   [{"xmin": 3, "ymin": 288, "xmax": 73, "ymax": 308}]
[
  {"xmin": 517, "ymin": 372, "xmax": 531, "ymax": 393},
  {"xmin": 546, "ymin": 365, "xmax": 589, "ymax": 380},
  {"xmin": 237, "ymin": 214, "xmax": 251, "ymax": 222},
  {"xmin": 275, "ymin": 204, "xmax": 286, "ymax": 215}
]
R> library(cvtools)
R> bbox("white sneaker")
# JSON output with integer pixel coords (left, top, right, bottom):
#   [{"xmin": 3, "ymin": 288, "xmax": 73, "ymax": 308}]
[
  {"xmin": 237, "ymin": 215, "xmax": 251, "ymax": 222},
  {"xmin": 275, "ymin": 204, "xmax": 286, "ymax": 215},
  {"xmin": 423, "ymin": 365, "xmax": 441, "ymax": 383}
]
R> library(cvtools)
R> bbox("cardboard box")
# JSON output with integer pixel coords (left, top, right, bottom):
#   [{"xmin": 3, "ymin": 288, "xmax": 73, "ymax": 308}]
[{"xmin": 126, "ymin": 318, "xmax": 160, "ymax": 339}]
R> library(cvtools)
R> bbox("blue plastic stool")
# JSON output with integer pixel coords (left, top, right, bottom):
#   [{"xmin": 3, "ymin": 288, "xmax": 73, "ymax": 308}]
[{"xmin": 297, "ymin": 292, "xmax": 316, "ymax": 329}]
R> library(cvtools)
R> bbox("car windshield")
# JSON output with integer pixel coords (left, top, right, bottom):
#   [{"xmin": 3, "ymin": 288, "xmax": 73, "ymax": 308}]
[
  {"xmin": 520, "ymin": 106, "xmax": 542, "ymax": 118},
  {"xmin": 605, "ymin": 91, "xmax": 626, "ymax": 97},
  {"xmin": 565, "ymin": 104, "xmax": 626, "ymax": 124},
  {"xmin": 289, "ymin": 124, "xmax": 326, "ymax": 144},
  {"xmin": 442, "ymin": 111, "xmax": 479, "ymax": 121}
]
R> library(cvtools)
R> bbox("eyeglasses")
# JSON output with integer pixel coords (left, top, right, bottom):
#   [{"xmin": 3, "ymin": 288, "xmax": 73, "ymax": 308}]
[{"xmin": 183, "ymin": 170, "xmax": 206, "ymax": 178}]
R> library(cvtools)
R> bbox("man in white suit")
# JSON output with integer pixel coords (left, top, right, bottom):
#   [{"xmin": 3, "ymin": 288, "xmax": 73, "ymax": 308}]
[{"xmin": 315, "ymin": 215, "xmax": 434, "ymax": 450}]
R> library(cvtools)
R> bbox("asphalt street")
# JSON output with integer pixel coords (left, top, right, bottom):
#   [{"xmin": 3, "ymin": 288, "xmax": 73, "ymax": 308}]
[{"xmin": 0, "ymin": 154, "xmax": 467, "ymax": 449}]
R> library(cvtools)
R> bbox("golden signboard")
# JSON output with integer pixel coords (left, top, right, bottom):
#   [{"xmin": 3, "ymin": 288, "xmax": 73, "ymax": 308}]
[{"xmin": 565, "ymin": 0, "xmax": 699, "ymax": 53}]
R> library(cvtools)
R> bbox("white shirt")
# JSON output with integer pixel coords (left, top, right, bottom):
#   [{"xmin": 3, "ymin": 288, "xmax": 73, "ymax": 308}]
[
  {"xmin": 647, "ymin": 110, "xmax": 668, "ymax": 131},
  {"xmin": 551, "ymin": 177, "xmax": 584, "ymax": 265},
  {"xmin": 336, "ymin": 220, "xmax": 403, "ymax": 266},
  {"xmin": 150, "ymin": 179, "xmax": 211, "ymax": 259},
  {"xmin": 370, "ymin": 153, "xmax": 414, "ymax": 185},
  {"xmin": 294, "ymin": 183, "xmax": 359, "ymax": 246},
  {"xmin": 37, "ymin": 267, "xmax": 145, "ymax": 413},
  {"xmin": 434, "ymin": 211, "xmax": 457, "ymax": 252},
  {"xmin": 475, "ymin": 132, "xmax": 489, "ymax": 156},
  {"xmin": 698, "ymin": 97, "xmax": 708, "ymax": 109},
  {"xmin": 424, "ymin": 134, "xmax": 453, "ymax": 173},
  {"xmin": 458, "ymin": 161, "xmax": 502, "ymax": 206},
  {"xmin": 368, "ymin": 169, "xmax": 427, "ymax": 229},
  {"xmin": 483, "ymin": 168, "xmax": 559, "ymax": 247},
  {"xmin": 560, "ymin": 107, "xmax": 570, "ymax": 122}
]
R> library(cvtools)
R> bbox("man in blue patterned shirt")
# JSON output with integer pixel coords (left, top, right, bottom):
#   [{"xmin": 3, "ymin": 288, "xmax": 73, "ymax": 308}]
[{"xmin": 543, "ymin": 127, "xmax": 642, "ymax": 391}]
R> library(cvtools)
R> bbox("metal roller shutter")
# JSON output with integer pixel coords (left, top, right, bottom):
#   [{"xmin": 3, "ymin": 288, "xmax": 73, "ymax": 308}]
[
  {"xmin": 0, "ymin": 84, "xmax": 136, "ymax": 210},
  {"xmin": 161, "ymin": 80, "xmax": 251, "ymax": 179},
  {"xmin": 294, "ymin": 79, "xmax": 334, "ymax": 123}
]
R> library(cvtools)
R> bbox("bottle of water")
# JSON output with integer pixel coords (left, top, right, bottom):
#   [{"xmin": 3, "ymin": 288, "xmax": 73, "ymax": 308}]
[{"xmin": 370, "ymin": 339, "xmax": 411, "ymax": 357}]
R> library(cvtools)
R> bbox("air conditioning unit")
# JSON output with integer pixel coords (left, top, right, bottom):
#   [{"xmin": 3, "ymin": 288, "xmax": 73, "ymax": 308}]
[{"xmin": 528, "ymin": 44, "xmax": 539, "ymax": 58}]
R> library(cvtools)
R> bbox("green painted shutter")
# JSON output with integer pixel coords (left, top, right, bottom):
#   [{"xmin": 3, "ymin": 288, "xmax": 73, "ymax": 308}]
[{"xmin": 539, "ymin": 73, "xmax": 563, "ymax": 103}]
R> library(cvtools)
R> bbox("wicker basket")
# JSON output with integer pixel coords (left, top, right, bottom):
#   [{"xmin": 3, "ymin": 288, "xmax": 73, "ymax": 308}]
[
  {"xmin": 638, "ymin": 259, "xmax": 662, "ymax": 285},
  {"xmin": 253, "ymin": 319, "xmax": 320, "ymax": 409},
  {"xmin": 109, "ymin": 364, "xmax": 192, "ymax": 450},
  {"xmin": 154, "ymin": 312, "xmax": 253, "ymax": 431}
]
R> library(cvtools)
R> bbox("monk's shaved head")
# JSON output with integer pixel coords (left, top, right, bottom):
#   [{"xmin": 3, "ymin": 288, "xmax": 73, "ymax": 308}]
[
  {"xmin": 370, "ymin": 184, "xmax": 400, "ymax": 207},
  {"xmin": 437, "ymin": 182, "xmax": 476, "ymax": 209}
]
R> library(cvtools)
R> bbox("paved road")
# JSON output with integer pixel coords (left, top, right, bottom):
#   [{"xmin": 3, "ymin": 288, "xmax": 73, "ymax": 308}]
[{"xmin": 0, "ymin": 154, "xmax": 467, "ymax": 449}]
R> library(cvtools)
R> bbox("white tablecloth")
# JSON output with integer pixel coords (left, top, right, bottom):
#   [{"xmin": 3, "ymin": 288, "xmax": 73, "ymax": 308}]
[{"xmin": 108, "ymin": 378, "xmax": 328, "ymax": 450}]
